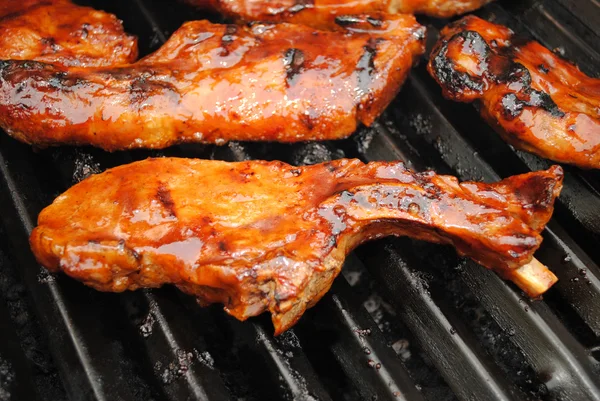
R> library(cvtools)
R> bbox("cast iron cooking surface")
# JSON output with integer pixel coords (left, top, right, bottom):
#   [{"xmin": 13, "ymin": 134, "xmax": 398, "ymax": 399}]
[{"xmin": 0, "ymin": 0, "xmax": 599, "ymax": 400}]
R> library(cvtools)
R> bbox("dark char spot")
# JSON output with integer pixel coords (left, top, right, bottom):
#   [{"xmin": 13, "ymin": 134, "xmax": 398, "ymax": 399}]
[
  {"xmin": 431, "ymin": 31, "xmax": 490, "ymax": 96},
  {"xmin": 356, "ymin": 38, "xmax": 379, "ymax": 97},
  {"xmin": 335, "ymin": 15, "xmax": 364, "ymax": 27},
  {"xmin": 41, "ymin": 37, "xmax": 61, "ymax": 52},
  {"xmin": 287, "ymin": 0, "xmax": 314, "ymax": 14},
  {"xmin": 156, "ymin": 184, "xmax": 176, "ymax": 217},
  {"xmin": 283, "ymin": 48, "xmax": 305, "ymax": 87},
  {"xmin": 499, "ymin": 63, "xmax": 532, "ymax": 87},
  {"xmin": 501, "ymin": 93, "xmax": 523, "ymax": 119},
  {"xmin": 501, "ymin": 90, "xmax": 565, "ymax": 119},
  {"xmin": 220, "ymin": 25, "xmax": 238, "ymax": 56},
  {"xmin": 47, "ymin": 72, "xmax": 69, "ymax": 90},
  {"xmin": 81, "ymin": 23, "xmax": 90, "ymax": 39}
]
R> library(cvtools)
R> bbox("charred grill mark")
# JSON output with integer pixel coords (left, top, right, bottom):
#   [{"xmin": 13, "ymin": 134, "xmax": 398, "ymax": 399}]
[
  {"xmin": 299, "ymin": 112, "xmax": 315, "ymax": 130},
  {"xmin": 366, "ymin": 17, "xmax": 383, "ymax": 27},
  {"xmin": 500, "ymin": 91, "xmax": 565, "ymax": 120},
  {"xmin": 128, "ymin": 71, "xmax": 179, "ymax": 107},
  {"xmin": 334, "ymin": 15, "xmax": 364, "ymax": 27},
  {"xmin": 47, "ymin": 72, "xmax": 69, "ymax": 89},
  {"xmin": 156, "ymin": 183, "xmax": 176, "ymax": 217},
  {"xmin": 527, "ymin": 90, "xmax": 564, "ymax": 118},
  {"xmin": 129, "ymin": 73, "xmax": 153, "ymax": 104},
  {"xmin": 334, "ymin": 15, "xmax": 383, "ymax": 28},
  {"xmin": 287, "ymin": 0, "xmax": 314, "ymax": 14},
  {"xmin": 41, "ymin": 70, "xmax": 86, "ymax": 92},
  {"xmin": 220, "ymin": 24, "xmax": 237, "ymax": 57},
  {"xmin": 356, "ymin": 38, "xmax": 379, "ymax": 98},
  {"xmin": 282, "ymin": 48, "xmax": 305, "ymax": 87},
  {"xmin": 431, "ymin": 31, "xmax": 490, "ymax": 96},
  {"xmin": 498, "ymin": 64, "xmax": 565, "ymax": 119}
]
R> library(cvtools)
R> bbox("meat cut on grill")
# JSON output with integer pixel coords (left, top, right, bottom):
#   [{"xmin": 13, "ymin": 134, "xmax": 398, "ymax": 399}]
[
  {"xmin": 185, "ymin": 0, "xmax": 495, "ymax": 20},
  {"xmin": 30, "ymin": 157, "xmax": 563, "ymax": 334},
  {"xmin": 0, "ymin": 0, "xmax": 137, "ymax": 67},
  {"xmin": 428, "ymin": 16, "xmax": 600, "ymax": 169},
  {"xmin": 0, "ymin": 4, "xmax": 425, "ymax": 150}
]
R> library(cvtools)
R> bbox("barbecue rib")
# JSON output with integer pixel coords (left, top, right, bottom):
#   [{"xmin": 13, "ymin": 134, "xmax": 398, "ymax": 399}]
[
  {"xmin": 30, "ymin": 158, "xmax": 563, "ymax": 334},
  {"xmin": 0, "ymin": 14, "xmax": 424, "ymax": 150},
  {"xmin": 186, "ymin": 0, "xmax": 494, "ymax": 20},
  {"xmin": 0, "ymin": 0, "xmax": 137, "ymax": 67},
  {"xmin": 428, "ymin": 16, "xmax": 600, "ymax": 169}
]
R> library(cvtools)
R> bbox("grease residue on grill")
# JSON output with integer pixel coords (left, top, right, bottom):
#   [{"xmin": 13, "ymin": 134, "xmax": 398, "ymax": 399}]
[
  {"xmin": 72, "ymin": 151, "xmax": 101, "ymax": 183},
  {"xmin": 155, "ymin": 349, "xmax": 195, "ymax": 385},
  {"xmin": 0, "ymin": 356, "xmax": 14, "ymax": 401},
  {"xmin": 409, "ymin": 113, "xmax": 433, "ymax": 135},
  {"xmin": 139, "ymin": 311, "xmax": 156, "ymax": 338}
]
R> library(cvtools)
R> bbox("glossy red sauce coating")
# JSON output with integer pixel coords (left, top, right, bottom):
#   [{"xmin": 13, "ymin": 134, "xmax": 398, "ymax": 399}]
[
  {"xmin": 428, "ymin": 16, "xmax": 600, "ymax": 169},
  {"xmin": 0, "ymin": 13, "xmax": 425, "ymax": 150},
  {"xmin": 30, "ymin": 157, "xmax": 563, "ymax": 333},
  {"xmin": 187, "ymin": 0, "xmax": 494, "ymax": 20},
  {"xmin": 0, "ymin": 0, "xmax": 137, "ymax": 67}
]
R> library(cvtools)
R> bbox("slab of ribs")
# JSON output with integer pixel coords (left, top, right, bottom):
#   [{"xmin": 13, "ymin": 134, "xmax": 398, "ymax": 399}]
[
  {"xmin": 428, "ymin": 16, "xmax": 600, "ymax": 169},
  {"xmin": 31, "ymin": 158, "xmax": 563, "ymax": 334},
  {"xmin": 0, "ymin": 1, "xmax": 425, "ymax": 150}
]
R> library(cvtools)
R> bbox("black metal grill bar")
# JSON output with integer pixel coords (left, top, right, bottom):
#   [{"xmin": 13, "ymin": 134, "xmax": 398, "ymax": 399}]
[
  {"xmin": 551, "ymin": 0, "xmax": 600, "ymax": 43},
  {"xmin": 75, "ymin": 2, "xmax": 389, "ymax": 400},
  {"xmin": 458, "ymin": 261, "xmax": 600, "ymax": 400},
  {"xmin": 355, "ymin": 240, "xmax": 523, "ymax": 401},
  {"xmin": 120, "ymin": 290, "xmax": 232, "ymax": 401},
  {"xmin": 0, "ymin": 139, "xmax": 146, "ymax": 401},
  {"xmin": 311, "ymin": 276, "xmax": 427, "ymax": 401},
  {"xmin": 40, "ymin": 146, "xmax": 235, "ymax": 401},
  {"xmin": 0, "ymin": 292, "xmax": 40, "ymax": 401},
  {"xmin": 247, "ymin": 324, "xmax": 334, "ymax": 401},
  {"xmin": 517, "ymin": 0, "xmax": 600, "ymax": 77}
]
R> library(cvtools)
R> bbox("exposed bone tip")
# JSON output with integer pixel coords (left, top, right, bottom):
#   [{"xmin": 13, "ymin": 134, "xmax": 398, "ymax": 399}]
[{"xmin": 509, "ymin": 258, "xmax": 558, "ymax": 298}]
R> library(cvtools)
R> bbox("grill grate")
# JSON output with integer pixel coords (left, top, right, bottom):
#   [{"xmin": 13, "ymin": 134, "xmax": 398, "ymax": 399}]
[{"xmin": 0, "ymin": 0, "xmax": 599, "ymax": 400}]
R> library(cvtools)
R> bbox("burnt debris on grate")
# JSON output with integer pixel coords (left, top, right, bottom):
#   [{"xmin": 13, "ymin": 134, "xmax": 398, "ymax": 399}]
[{"xmin": 0, "ymin": 0, "xmax": 599, "ymax": 400}]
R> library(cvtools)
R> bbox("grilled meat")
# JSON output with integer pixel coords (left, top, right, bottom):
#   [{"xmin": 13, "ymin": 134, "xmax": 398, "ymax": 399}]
[
  {"xmin": 428, "ymin": 16, "xmax": 600, "ymax": 169},
  {"xmin": 0, "ymin": 14, "xmax": 424, "ymax": 150},
  {"xmin": 0, "ymin": 0, "xmax": 137, "ymax": 67},
  {"xmin": 186, "ymin": 0, "xmax": 494, "ymax": 20},
  {"xmin": 30, "ymin": 157, "xmax": 563, "ymax": 334}
]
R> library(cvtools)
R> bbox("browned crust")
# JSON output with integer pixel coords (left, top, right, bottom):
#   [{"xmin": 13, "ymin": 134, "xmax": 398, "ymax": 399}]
[
  {"xmin": 428, "ymin": 16, "xmax": 600, "ymax": 169},
  {"xmin": 30, "ymin": 158, "xmax": 563, "ymax": 333}
]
